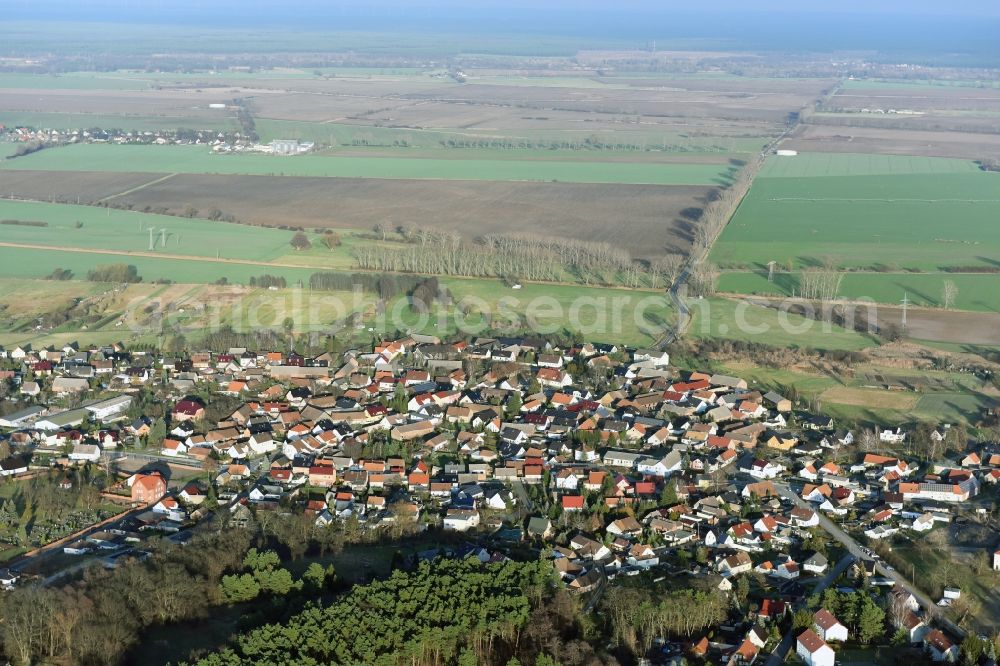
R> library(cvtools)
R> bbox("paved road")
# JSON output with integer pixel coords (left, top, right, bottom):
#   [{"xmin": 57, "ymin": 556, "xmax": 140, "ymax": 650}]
[
  {"xmin": 765, "ymin": 552, "xmax": 855, "ymax": 666},
  {"xmin": 773, "ymin": 482, "xmax": 967, "ymax": 641},
  {"xmin": 654, "ymin": 121, "xmax": 797, "ymax": 352}
]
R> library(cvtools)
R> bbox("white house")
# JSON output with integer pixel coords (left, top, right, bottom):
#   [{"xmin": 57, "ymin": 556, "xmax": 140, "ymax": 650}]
[
  {"xmin": 161, "ymin": 439, "xmax": 188, "ymax": 457},
  {"xmin": 69, "ymin": 443, "xmax": 101, "ymax": 463},
  {"xmin": 813, "ymin": 609, "xmax": 848, "ymax": 642},
  {"xmin": 746, "ymin": 458, "xmax": 785, "ymax": 479},
  {"xmin": 151, "ymin": 497, "xmax": 187, "ymax": 522},
  {"xmin": 443, "ymin": 508, "xmax": 480, "ymax": 532},
  {"xmin": 603, "ymin": 450, "xmax": 644, "ymax": 469},
  {"xmin": 86, "ymin": 395, "xmax": 134, "ymax": 421},
  {"xmin": 717, "ymin": 551, "xmax": 752, "ymax": 577},
  {"xmin": 637, "ymin": 450, "xmax": 682, "ymax": 477},
  {"xmin": 796, "ymin": 629, "xmax": 834, "ymax": 666},
  {"xmin": 803, "ymin": 552, "xmax": 829, "ymax": 574},
  {"xmin": 880, "ymin": 427, "xmax": 906, "ymax": 443}
]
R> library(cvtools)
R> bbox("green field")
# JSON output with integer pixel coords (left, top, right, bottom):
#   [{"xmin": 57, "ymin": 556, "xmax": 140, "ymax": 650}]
[
  {"xmin": 0, "ymin": 245, "xmax": 320, "ymax": 285},
  {"xmin": 0, "ymin": 266, "xmax": 672, "ymax": 348},
  {"xmin": 758, "ymin": 152, "xmax": 981, "ymax": 178},
  {"xmin": 0, "ymin": 72, "xmax": 153, "ymax": 90},
  {"xmin": 716, "ymin": 271, "xmax": 999, "ymax": 312},
  {"xmin": 713, "ymin": 154, "xmax": 1000, "ymax": 271},
  {"xmin": 688, "ymin": 298, "xmax": 877, "ymax": 351},
  {"xmin": 841, "ymin": 77, "xmax": 1000, "ymax": 91},
  {"xmin": 0, "ymin": 143, "xmax": 736, "ymax": 185},
  {"xmin": 715, "ymin": 361, "xmax": 994, "ymax": 426},
  {"xmin": 0, "ymin": 111, "xmax": 239, "ymax": 133},
  {"xmin": 0, "ymin": 200, "xmax": 299, "ymax": 261}
]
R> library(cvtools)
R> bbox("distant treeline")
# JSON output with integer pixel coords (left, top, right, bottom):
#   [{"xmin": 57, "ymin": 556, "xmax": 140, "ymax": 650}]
[
  {"xmin": 45, "ymin": 268, "xmax": 74, "ymax": 281},
  {"xmin": 5, "ymin": 141, "xmax": 47, "ymax": 159},
  {"xmin": 86, "ymin": 263, "xmax": 141, "ymax": 283},
  {"xmin": 0, "ymin": 219, "xmax": 47, "ymax": 227},
  {"xmin": 233, "ymin": 98, "xmax": 258, "ymax": 142},
  {"xmin": 248, "ymin": 274, "xmax": 287, "ymax": 288},
  {"xmin": 308, "ymin": 271, "xmax": 424, "ymax": 298}
]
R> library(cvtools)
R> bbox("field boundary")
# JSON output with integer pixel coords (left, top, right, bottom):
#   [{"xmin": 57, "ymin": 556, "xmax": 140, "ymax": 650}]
[{"xmin": 99, "ymin": 171, "xmax": 178, "ymax": 202}]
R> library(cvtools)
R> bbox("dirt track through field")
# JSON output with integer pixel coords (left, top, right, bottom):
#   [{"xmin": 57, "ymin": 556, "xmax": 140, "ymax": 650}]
[
  {"xmin": 0, "ymin": 240, "xmax": 311, "ymax": 270},
  {"xmin": 99, "ymin": 172, "xmax": 178, "ymax": 201}
]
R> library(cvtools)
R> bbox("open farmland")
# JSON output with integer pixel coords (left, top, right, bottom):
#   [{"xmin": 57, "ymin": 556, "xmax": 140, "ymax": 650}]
[
  {"xmin": 712, "ymin": 154, "xmax": 1000, "ymax": 271},
  {"xmin": 716, "ymin": 270, "xmax": 1000, "ymax": 313},
  {"xmin": 815, "ymin": 78, "xmax": 1000, "ymax": 134},
  {"xmin": 0, "ymin": 143, "xmax": 736, "ymax": 184},
  {"xmin": 783, "ymin": 124, "xmax": 1000, "ymax": 161},
  {"xmin": 0, "ymin": 199, "xmax": 296, "ymax": 261},
  {"xmin": 0, "ymin": 171, "xmax": 711, "ymax": 260},
  {"xmin": 687, "ymin": 297, "xmax": 877, "ymax": 351}
]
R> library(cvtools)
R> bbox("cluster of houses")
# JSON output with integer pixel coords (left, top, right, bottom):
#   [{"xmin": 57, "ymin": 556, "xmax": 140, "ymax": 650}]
[
  {"xmin": 1, "ymin": 125, "xmax": 246, "ymax": 148},
  {"xmin": 0, "ymin": 335, "xmax": 992, "ymax": 661}
]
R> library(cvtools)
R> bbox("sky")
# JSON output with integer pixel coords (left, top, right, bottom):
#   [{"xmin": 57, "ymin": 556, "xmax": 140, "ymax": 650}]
[{"xmin": 4, "ymin": 1, "xmax": 1000, "ymax": 60}]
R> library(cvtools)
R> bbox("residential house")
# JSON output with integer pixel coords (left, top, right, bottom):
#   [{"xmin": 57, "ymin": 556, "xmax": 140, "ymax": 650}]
[
  {"xmin": 924, "ymin": 630, "xmax": 958, "ymax": 662},
  {"xmin": 813, "ymin": 609, "xmax": 848, "ymax": 642},
  {"xmin": 796, "ymin": 630, "xmax": 834, "ymax": 666}
]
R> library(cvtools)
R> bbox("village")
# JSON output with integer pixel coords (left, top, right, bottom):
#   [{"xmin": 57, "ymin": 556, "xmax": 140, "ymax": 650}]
[{"xmin": 0, "ymin": 335, "xmax": 998, "ymax": 665}]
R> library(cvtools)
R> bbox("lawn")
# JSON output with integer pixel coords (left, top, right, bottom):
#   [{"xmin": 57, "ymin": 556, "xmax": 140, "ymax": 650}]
[
  {"xmin": 712, "ymin": 159, "xmax": 1000, "ymax": 272},
  {"xmin": 687, "ymin": 297, "xmax": 878, "ymax": 351},
  {"xmin": 0, "ymin": 143, "xmax": 737, "ymax": 185}
]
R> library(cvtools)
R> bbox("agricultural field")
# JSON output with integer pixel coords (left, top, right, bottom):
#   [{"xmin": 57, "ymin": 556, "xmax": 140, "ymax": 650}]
[
  {"xmin": 687, "ymin": 298, "xmax": 878, "ymax": 352},
  {"xmin": 0, "ymin": 143, "xmax": 736, "ymax": 185},
  {"xmin": 783, "ymin": 123, "xmax": 1000, "ymax": 161},
  {"xmin": 808, "ymin": 76, "xmax": 1000, "ymax": 139},
  {"xmin": 0, "ymin": 66, "xmax": 825, "ymax": 271},
  {"xmin": 0, "ymin": 172, "xmax": 710, "ymax": 261},
  {"xmin": 710, "ymin": 152, "xmax": 1000, "ymax": 316},
  {"xmin": 712, "ymin": 153, "xmax": 1000, "ymax": 271},
  {"xmin": 0, "ymin": 111, "xmax": 240, "ymax": 133},
  {"xmin": 716, "ymin": 271, "xmax": 1000, "ymax": 314},
  {"xmin": 0, "ymin": 199, "xmax": 298, "ymax": 262}
]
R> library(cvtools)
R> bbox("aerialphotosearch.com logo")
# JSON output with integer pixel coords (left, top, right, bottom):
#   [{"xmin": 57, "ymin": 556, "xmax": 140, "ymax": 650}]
[{"xmin": 118, "ymin": 287, "xmax": 882, "ymax": 342}]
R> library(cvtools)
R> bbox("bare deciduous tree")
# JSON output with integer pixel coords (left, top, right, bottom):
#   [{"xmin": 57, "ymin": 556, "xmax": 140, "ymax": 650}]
[{"xmin": 942, "ymin": 280, "xmax": 958, "ymax": 310}]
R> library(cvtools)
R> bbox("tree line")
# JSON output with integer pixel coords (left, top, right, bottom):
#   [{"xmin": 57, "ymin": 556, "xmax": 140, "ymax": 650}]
[
  {"xmin": 0, "ymin": 529, "xmax": 253, "ymax": 665},
  {"xmin": 601, "ymin": 584, "xmax": 728, "ymax": 655},
  {"xmin": 86, "ymin": 263, "xmax": 141, "ymax": 283},
  {"xmin": 354, "ymin": 229, "xmax": 671, "ymax": 287},
  {"xmin": 308, "ymin": 271, "xmax": 424, "ymax": 298},
  {"xmin": 185, "ymin": 558, "xmax": 556, "ymax": 666}
]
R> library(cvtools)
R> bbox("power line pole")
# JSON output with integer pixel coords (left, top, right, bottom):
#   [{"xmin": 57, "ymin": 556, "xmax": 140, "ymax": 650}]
[
  {"xmin": 767, "ymin": 261, "xmax": 776, "ymax": 282},
  {"xmin": 900, "ymin": 292, "xmax": 909, "ymax": 332},
  {"xmin": 148, "ymin": 227, "xmax": 155, "ymax": 251}
]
